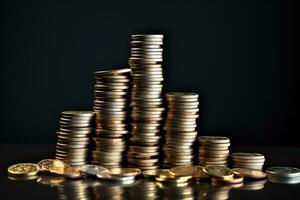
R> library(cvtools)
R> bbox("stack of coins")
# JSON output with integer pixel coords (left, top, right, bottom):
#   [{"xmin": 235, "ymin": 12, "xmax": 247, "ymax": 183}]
[
  {"xmin": 231, "ymin": 153, "xmax": 265, "ymax": 170},
  {"xmin": 92, "ymin": 68, "xmax": 130, "ymax": 169},
  {"xmin": 162, "ymin": 92, "xmax": 199, "ymax": 168},
  {"xmin": 266, "ymin": 166, "xmax": 300, "ymax": 184},
  {"xmin": 127, "ymin": 34, "xmax": 164, "ymax": 170},
  {"xmin": 197, "ymin": 136, "xmax": 230, "ymax": 167},
  {"xmin": 55, "ymin": 111, "xmax": 94, "ymax": 167}
]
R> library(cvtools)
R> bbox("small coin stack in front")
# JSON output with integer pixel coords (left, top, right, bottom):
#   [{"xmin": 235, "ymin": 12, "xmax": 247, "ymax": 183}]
[
  {"xmin": 162, "ymin": 92, "xmax": 199, "ymax": 168},
  {"xmin": 198, "ymin": 136, "xmax": 230, "ymax": 167},
  {"xmin": 127, "ymin": 34, "xmax": 164, "ymax": 170},
  {"xmin": 55, "ymin": 111, "xmax": 94, "ymax": 167},
  {"xmin": 231, "ymin": 152, "xmax": 265, "ymax": 170},
  {"xmin": 92, "ymin": 69, "xmax": 131, "ymax": 169},
  {"xmin": 266, "ymin": 166, "xmax": 300, "ymax": 184}
]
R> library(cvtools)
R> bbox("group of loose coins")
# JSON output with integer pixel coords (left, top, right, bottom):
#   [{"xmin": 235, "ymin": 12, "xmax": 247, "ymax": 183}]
[
  {"xmin": 198, "ymin": 136, "xmax": 230, "ymax": 167},
  {"xmin": 55, "ymin": 111, "xmax": 94, "ymax": 167},
  {"xmin": 162, "ymin": 92, "xmax": 199, "ymax": 168},
  {"xmin": 92, "ymin": 68, "xmax": 131, "ymax": 169},
  {"xmin": 231, "ymin": 152, "xmax": 265, "ymax": 170},
  {"xmin": 127, "ymin": 34, "xmax": 164, "ymax": 170}
]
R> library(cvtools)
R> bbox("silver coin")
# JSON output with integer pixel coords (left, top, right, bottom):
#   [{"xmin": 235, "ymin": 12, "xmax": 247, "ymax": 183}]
[{"xmin": 266, "ymin": 166, "xmax": 300, "ymax": 178}]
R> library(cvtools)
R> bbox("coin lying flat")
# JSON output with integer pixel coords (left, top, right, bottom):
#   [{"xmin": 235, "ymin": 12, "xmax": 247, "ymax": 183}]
[
  {"xmin": 232, "ymin": 168, "xmax": 267, "ymax": 179},
  {"xmin": 80, "ymin": 164, "xmax": 110, "ymax": 176},
  {"xmin": 8, "ymin": 163, "xmax": 38, "ymax": 177},
  {"xmin": 203, "ymin": 165, "xmax": 234, "ymax": 180}
]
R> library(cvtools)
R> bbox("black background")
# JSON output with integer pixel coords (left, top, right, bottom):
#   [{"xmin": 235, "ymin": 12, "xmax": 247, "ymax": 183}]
[{"xmin": 0, "ymin": 0, "xmax": 296, "ymax": 145}]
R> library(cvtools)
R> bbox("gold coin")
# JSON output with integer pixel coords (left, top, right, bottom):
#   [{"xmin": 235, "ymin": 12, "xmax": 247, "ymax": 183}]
[
  {"xmin": 203, "ymin": 165, "xmax": 234, "ymax": 180},
  {"xmin": 8, "ymin": 163, "xmax": 38, "ymax": 176},
  {"xmin": 109, "ymin": 168, "xmax": 141, "ymax": 177},
  {"xmin": 37, "ymin": 159, "xmax": 66, "ymax": 174},
  {"xmin": 170, "ymin": 166, "xmax": 197, "ymax": 176},
  {"xmin": 232, "ymin": 168, "xmax": 267, "ymax": 179}
]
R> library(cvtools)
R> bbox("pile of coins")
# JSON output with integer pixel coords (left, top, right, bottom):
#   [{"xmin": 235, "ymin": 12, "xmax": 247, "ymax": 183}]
[
  {"xmin": 127, "ymin": 34, "xmax": 164, "ymax": 170},
  {"xmin": 198, "ymin": 136, "xmax": 230, "ymax": 167},
  {"xmin": 231, "ymin": 152, "xmax": 265, "ymax": 170},
  {"xmin": 55, "ymin": 111, "xmax": 94, "ymax": 167},
  {"xmin": 266, "ymin": 166, "xmax": 300, "ymax": 184},
  {"xmin": 162, "ymin": 92, "xmax": 199, "ymax": 168},
  {"xmin": 92, "ymin": 68, "xmax": 130, "ymax": 169}
]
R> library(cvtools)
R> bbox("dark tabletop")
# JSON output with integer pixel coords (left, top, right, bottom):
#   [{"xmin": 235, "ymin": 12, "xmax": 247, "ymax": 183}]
[{"xmin": 1, "ymin": 144, "xmax": 300, "ymax": 200}]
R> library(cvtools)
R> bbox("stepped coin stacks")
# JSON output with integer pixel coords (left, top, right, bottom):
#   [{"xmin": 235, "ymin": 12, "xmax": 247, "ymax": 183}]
[
  {"xmin": 197, "ymin": 136, "xmax": 230, "ymax": 167},
  {"xmin": 127, "ymin": 34, "xmax": 164, "ymax": 170},
  {"xmin": 162, "ymin": 92, "xmax": 199, "ymax": 168},
  {"xmin": 55, "ymin": 111, "xmax": 94, "ymax": 167},
  {"xmin": 92, "ymin": 69, "xmax": 131, "ymax": 169}
]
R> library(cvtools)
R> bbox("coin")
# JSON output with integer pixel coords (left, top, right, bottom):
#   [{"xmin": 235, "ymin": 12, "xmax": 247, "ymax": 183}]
[
  {"xmin": 203, "ymin": 165, "xmax": 234, "ymax": 180},
  {"xmin": 8, "ymin": 163, "xmax": 38, "ymax": 176},
  {"xmin": 266, "ymin": 166, "xmax": 300, "ymax": 178},
  {"xmin": 80, "ymin": 164, "xmax": 110, "ymax": 176},
  {"xmin": 232, "ymin": 168, "xmax": 267, "ymax": 179}
]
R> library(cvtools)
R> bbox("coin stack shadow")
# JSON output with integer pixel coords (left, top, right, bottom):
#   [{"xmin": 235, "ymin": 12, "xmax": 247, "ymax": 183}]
[
  {"xmin": 162, "ymin": 92, "xmax": 199, "ymax": 168},
  {"xmin": 198, "ymin": 136, "xmax": 231, "ymax": 167},
  {"xmin": 127, "ymin": 34, "xmax": 164, "ymax": 170},
  {"xmin": 92, "ymin": 69, "xmax": 131, "ymax": 169},
  {"xmin": 231, "ymin": 153, "xmax": 265, "ymax": 170},
  {"xmin": 55, "ymin": 111, "xmax": 94, "ymax": 167}
]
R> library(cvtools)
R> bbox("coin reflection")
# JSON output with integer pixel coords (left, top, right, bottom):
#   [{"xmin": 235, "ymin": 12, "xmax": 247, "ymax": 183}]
[
  {"xmin": 57, "ymin": 179, "xmax": 90, "ymax": 200},
  {"xmin": 127, "ymin": 179, "xmax": 158, "ymax": 200},
  {"xmin": 238, "ymin": 179, "xmax": 267, "ymax": 191},
  {"xmin": 156, "ymin": 181, "xmax": 194, "ymax": 200}
]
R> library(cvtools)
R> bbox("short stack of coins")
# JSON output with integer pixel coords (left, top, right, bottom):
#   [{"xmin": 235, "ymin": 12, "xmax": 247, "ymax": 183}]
[
  {"xmin": 197, "ymin": 136, "xmax": 231, "ymax": 167},
  {"xmin": 162, "ymin": 92, "xmax": 199, "ymax": 168},
  {"xmin": 92, "ymin": 68, "xmax": 131, "ymax": 169},
  {"xmin": 231, "ymin": 153, "xmax": 265, "ymax": 170},
  {"xmin": 127, "ymin": 34, "xmax": 164, "ymax": 170},
  {"xmin": 55, "ymin": 111, "xmax": 94, "ymax": 167}
]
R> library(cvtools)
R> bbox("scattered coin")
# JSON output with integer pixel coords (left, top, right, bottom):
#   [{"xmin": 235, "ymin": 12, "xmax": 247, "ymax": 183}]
[
  {"xmin": 7, "ymin": 163, "xmax": 38, "ymax": 177},
  {"xmin": 203, "ymin": 165, "xmax": 234, "ymax": 180},
  {"xmin": 80, "ymin": 164, "xmax": 110, "ymax": 176},
  {"xmin": 232, "ymin": 168, "xmax": 267, "ymax": 179}
]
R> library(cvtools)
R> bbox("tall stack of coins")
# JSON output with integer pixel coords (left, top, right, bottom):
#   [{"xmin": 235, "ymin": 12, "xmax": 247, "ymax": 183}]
[
  {"xmin": 231, "ymin": 153, "xmax": 265, "ymax": 170},
  {"xmin": 92, "ymin": 68, "xmax": 130, "ymax": 169},
  {"xmin": 197, "ymin": 136, "xmax": 230, "ymax": 167},
  {"xmin": 55, "ymin": 111, "xmax": 94, "ymax": 167},
  {"xmin": 162, "ymin": 92, "xmax": 199, "ymax": 168},
  {"xmin": 127, "ymin": 34, "xmax": 164, "ymax": 170}
]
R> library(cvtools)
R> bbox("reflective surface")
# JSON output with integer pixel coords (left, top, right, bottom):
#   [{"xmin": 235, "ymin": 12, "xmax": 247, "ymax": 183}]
[{"xmin": 1, "ymin": 145, "xmax": 300, "ymax": 199}]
